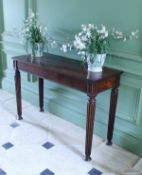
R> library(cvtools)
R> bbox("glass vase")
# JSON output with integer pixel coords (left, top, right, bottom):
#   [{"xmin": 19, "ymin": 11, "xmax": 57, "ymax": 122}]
[
  {"xmin": 87, "ymin": 53, "xmax": 106, "ymax": 72},
  {"xmin": 31, "ymin": 42, "xmax": 44, "ymax": 57}
]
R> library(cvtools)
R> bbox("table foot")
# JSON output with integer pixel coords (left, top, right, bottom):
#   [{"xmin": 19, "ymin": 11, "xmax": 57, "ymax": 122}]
[
  {"xmin": 40, "ymin": 108, "xmax": 44, "ymax": 112},
  {"xmin": 85, "ymin": 156, "xmax": 92, "ymax": 161},
  {"xmin": 106, "ymin": 140, "xmax": 112, "ymax": 146},
  {"xmin": 17, "ymin": 116, "xmax": 23, "ymax": 120}
]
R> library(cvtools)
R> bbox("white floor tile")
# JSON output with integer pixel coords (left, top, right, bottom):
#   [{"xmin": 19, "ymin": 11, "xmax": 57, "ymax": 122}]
[
  {"xmin": 0, "ymin": 126, "xmax": 13, "ymax": 144},
  {"xmin": 3, "ymin": 98, "xmax": 31, "ymax": 117},
  {"xmin": 119, "ymin": 170, "xmax": 142, "ymax": 175},
  {"xmin": 42, "ymin": 145, "xmax": 92, "ymax": 175},
  {"xmin": 91, "ymin": 143, "xmax": 139, "ymax": 173},
  {"xmin": 0, "ymin": 89, "xmax": 14, "ymax": 102},
  {"xmin": 1, "ymin": 145, "xmax": 55, "ymax": 175},
  {"xmin": 9, "ymin": 121, "xmax": 49, "ymax": 145},
  {"xmin": 0, "ymin": 106, "xmax": 16, "ymax": 125},
  {"xmin": 0, "ymin": 147, "xmax": 6, "ymax": 165},
  {"xmin": 133, "ymin": 159, "xmax": 142, "ymax": 173},
  {"xmin": 46, "ymin": 123, "xmax": 103, "ymax": 160},
  {"xmin": 41, "ymin": 113, "xmax": 78, "ymax": 132}
]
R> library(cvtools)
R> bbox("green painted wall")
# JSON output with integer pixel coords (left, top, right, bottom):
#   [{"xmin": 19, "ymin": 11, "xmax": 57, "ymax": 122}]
[{"xmin": 1, "ymin": 0, "xmax": 142, "ymax": 156}]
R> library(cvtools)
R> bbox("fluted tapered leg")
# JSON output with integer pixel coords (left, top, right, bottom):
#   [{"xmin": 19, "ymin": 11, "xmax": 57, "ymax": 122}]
[
  {"xmin": 15, "ymin": 69, "xmax": 22, "ymax": 120},
  {"xmin": 107, "ymin": 87, "xmax": 118, "ymax": 145},
  {"xmin": 39, "ymin": 78, "xmax": 44, "ymax": 112},
  {"xmin": 85, "ymin": 96, "xmax": 96, "ymax": 161}
]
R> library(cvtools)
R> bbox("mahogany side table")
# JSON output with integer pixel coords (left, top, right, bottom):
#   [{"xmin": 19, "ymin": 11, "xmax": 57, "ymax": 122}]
[{"xmin": 12, "ymin": 54, "xmax": 123, "ymax": 161}]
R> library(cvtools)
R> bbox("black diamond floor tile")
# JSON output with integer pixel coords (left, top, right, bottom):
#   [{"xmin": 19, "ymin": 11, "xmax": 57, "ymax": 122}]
[
  {"xmin": 2, "ymin": 142, "xmax": 14, "ymax": 150},
  {"xmin": 0, "ymin": 168, "xmax": 6, "ymax": 175},
  {"xmin": 40, "ymin": 168, "xmax": 54, "ymax": 175},
  {"xmin": 42, "ymin": 142, "xmax": 54, "ymax": 150},
  {"xmin": 88, "ymin": 168, "xmax": 102, "ymax": 175},
  {"xmin": 10, "ymin": 122, "xmax": 20, "ymax": 128}
]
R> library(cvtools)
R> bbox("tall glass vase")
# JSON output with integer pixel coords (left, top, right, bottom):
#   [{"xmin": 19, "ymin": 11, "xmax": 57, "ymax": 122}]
[{"xmin": 31, "ymin": 42, "xmax": 44, "ymax": 57}]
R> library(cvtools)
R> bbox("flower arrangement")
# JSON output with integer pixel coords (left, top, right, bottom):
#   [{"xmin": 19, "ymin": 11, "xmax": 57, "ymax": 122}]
[
  {"xmin": 20, "ymin": 9, "xmax": 48, "ymax": 57},
  {"xmin": 73, "ymin": 24, "xmax": 139, "ymax": 61},
  {"xmin": 18, "ymin": 12, "xmax": 139, "ymax": 63},
  {"xmin": 59, "ymin": 24, "xmax": 138, "ymax": 72}
]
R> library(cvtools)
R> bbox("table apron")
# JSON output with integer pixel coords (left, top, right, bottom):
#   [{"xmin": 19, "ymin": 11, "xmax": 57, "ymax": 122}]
[{"xmin": 17, "ymin": 62, "xmax": 87, "ymax": 92}]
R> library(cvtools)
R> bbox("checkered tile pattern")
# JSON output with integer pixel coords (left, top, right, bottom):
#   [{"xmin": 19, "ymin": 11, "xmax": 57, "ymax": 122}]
[{"xmin": 0, "ymin": 89, "xmax": 141, "ymax": 175}]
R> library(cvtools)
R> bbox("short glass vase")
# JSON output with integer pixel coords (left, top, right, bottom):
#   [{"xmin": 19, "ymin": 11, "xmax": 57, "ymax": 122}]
[{"xmin": 87, "ymin": 53, "xmax": 106, "ymax": 72}]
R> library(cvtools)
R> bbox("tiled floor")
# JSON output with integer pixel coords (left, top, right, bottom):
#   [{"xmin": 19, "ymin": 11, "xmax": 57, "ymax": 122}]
[{"xmin": 0, "ymin": 89, "xmax": 142, "ymax": 175}]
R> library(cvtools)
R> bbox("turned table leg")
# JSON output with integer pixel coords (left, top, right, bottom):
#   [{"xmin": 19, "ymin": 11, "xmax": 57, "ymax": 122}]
[
  {"xmin": 107, "ymin": 87, "xmax": 118, "ymax": 145},
  {"xmin": 15, "ymin": 68, "xmax": 22, "ymax": 120},
  {"xmin": 39, "ymin": 78, "xmax": 44, "ymax": 112},
  {"xmin": 85, "ymin": 95, "xmax": 96, "ymax": 161}
]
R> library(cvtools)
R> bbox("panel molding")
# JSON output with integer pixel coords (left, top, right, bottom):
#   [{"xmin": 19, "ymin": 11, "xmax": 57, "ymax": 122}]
[
  {"xmin": 117, "ymin": 73, "xmax": 142, "ymax": 125},
  {"xmin": 111, "ymin": 51, "xmax": 142, "ymax": 63},
  {"xmin": 117, "ymin": 86, "xmax": 141, "ymax": 124},
  {"xmin": 105, "ymin": 53, "xmax": 142, "ymax": 77}
]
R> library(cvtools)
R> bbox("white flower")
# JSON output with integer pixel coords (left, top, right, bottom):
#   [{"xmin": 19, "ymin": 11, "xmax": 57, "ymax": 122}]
[
  {"xmin": 81, "ymin": 24, "xmax": 87, "ymax": 32},
  {"xmin": 98, "ymin": 25, "xmax": 106, "ymax": 34},
  {"xmin": 29, "ymin": 9, "xmax": 35, "ymax": 18},
  {"xmin": 39, "ymin": 25, "xmax": 43, "ymax": 32},
  {"xmin": 131, "ymin": 31, "xmax": 135, "ymax": 36},
  {"xmin": 26, "ymin": 28, "xmax": 29, "ymax": 32},
  {"xmin": 73, "ymin": 39, "xmax": 86, "ymax": 50},
  {"xmin": 50, "ymin": 40, "xmax": 57, "ymax": 48},
  {"xmin": 130, "ymin": 30, "xmax": 139, "ymax": 38},
  {"xmin": 20, "ymin": 10, "xmax": 48, "ymax": 44},
  {"xmin": 78, "ymin": 32, "xmax": 83, "ymax": 36},
  {"xmin": 88, "ymin": 24, "xmax": 95, "ymax": 30},
  {"xmin": 78, "ymin": 51, "xmax": 85, "ymax": 56},
  {"xmin": 74, "ymin": 35, "xmax": 86, "ymax": 50},
  {"xmin": 60, "ymin": 44, "xmax": 68, "ymax": 52},
  {"xmin": 73, "ymin": 23, "xmax": 139, "ymax": 59},
  {"xmin": 30, "ymin": 12, "xmax": 35, "ymax": 18},
  {"xmin": 123, "ymin": 37, "xmax": 127, "ymax": 42},
  {"xmin": 97, "ymin": 25, "xmax": 109, "ymax": 39},
  {"xmin": 86, "ymin": 31, "xmax": 92, "ymax": 38},
  {"xmin": 67, "ymin": 43, "xmax": 72, "ymax": 51},
  {"xmin": 81, "ymin": 35, "xmax": 88, "ymax": 41}
]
